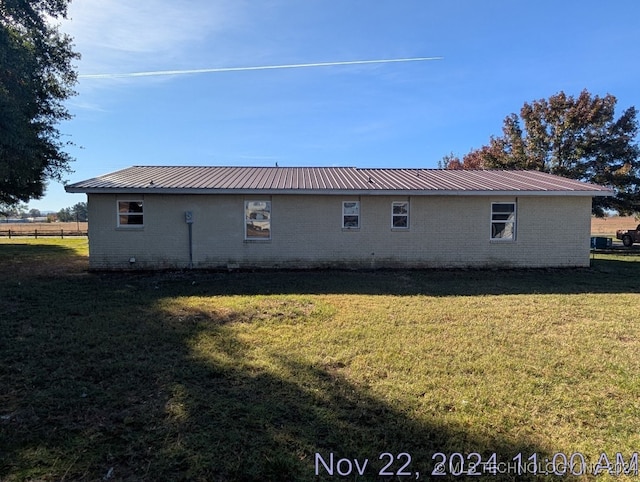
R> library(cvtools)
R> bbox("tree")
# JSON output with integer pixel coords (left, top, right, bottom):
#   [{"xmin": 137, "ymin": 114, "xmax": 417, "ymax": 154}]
[
  {"xmin": 444, "ymin": 90, "xmax": 640, "ymax": 216},
  {"xmin": 438, "ymin": 151, "xmax": 488, "ymax": 170},
  {"xmin": 0, "ymin": 202, "xmax": 25, "ymax": 219},
  {"xmin": 57, "ymin": 201, "xmax": 86, "ymax": 222},
  {"xmin": 57, "ymin": 206, "xmax": 72, "ymax": 222},
  {"xmin": 71, "ymin": 201, "xmax": 87, "ymax": 221},
  {"xmin": 0, "ymin": 0, "xmax": 79, "ymax": 213},
  {"xmin": 437, "ymin": 152, "xmax": 462, "ymax": 169}
]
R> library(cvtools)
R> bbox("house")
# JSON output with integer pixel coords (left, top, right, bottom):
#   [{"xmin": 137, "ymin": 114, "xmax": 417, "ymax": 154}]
[{"xmin": 65, "ymin": 166, "xmax": 612, "ymax": 270}]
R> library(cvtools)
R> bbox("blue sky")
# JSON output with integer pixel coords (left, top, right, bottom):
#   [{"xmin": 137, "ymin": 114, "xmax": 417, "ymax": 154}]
[{"xmin": 32, "ymin": 0, "xmax": 640, "ymax": 211}]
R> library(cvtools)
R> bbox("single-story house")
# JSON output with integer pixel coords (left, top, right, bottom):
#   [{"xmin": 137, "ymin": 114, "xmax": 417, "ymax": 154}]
[{"xmin": 65, "ymin": 166, "xmax": 612, "ymax": 270}]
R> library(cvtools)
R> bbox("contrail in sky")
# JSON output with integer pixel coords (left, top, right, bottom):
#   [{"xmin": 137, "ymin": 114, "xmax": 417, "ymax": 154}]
[{"xmin": 78, "ymin": 57, "xmax": 443, "ymax": 79}]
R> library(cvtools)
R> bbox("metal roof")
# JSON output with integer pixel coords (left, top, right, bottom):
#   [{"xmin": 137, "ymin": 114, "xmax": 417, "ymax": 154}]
[{"xmin": 65, "ymin": 166, "xmax": 613, "ymax": 196}]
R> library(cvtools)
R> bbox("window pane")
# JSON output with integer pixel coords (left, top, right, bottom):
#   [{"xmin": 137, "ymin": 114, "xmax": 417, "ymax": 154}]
[
  {"xmin": 392, "ymin": 202, "xmax": 409, "ymax": 229},
  {"xmin": 119, "ymin": 201, "xmax": 143, "ymax": 213},
  {"xmin": 492, "ymin": 212, "xmax": 515, "ymax": 221},
  {"xmin": 493, "ymin": 203, "xmax": 514, "ymax": 213},
  {"xmin": 393, "ymin": 216, "xmax": 408, "ymax": 228},
  {"xmin": 491, "ymin": 222, "xmax": 514, "ymax": 239},
  {"xmin": 246, "ymin": 222, "xmax": 270, "ymax": 238},
  {"xmin": 492, "ymin": 205, "xmax": 514, "ymax": 221},
  {"xmin": 245, "ymin": 201, "xmax": 271, "ymax": 239},
  {"xmin": 120, "ymin": 214, "xmax": 144, "ymax": 225},
  {"xmin": 343, "ymin": 202, "xmax": 359, "ymax": 215},
  {"xmin": 117, "ymin": 201, "xmax": 143, "ymax": 227},
  {"xmin": 491, "ymin": 203, "xmax": 515, "ymax": 240},
  {"xmin": 343, "ymin": 216, "xmax": 359, "ymax": 228},
  {"xmin": 393, "ymin": 203, "xmax": 408, "ymax": 215}
]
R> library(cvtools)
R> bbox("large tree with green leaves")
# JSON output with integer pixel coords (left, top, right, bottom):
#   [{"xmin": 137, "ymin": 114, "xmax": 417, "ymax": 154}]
[
  {"xmin": 57, "ymin": 200, "xmax": 86, "ymax": 222},
  {"xmin": 445, "ymin": 90, "xmax": 640, "ymax": 216},
  {"xmin": 0, "ymin": 0, "xmax": 79, "ymax": 212}
]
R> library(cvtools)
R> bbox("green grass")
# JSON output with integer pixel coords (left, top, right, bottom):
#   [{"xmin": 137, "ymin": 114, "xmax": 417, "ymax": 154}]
[{"xmin": 1, "ymin": 239, "xmax": 640, "ymax": 481}]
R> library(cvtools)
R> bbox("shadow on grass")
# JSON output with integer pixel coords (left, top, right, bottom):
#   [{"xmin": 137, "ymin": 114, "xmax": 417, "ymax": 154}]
[
  {"xmin": 0, "ymin": 275, "xmax": 557, "ymax": 481},
  {"xmin": 4, "ymin": 241, "xmax": 639, "ymax": 295},
  {"xmin": 124, "ymin": 255, "xmax": 639, "ymax": 297},
  {"xmin": 0, "ymin": 242, "xmax": 79, "ymax": 258},
  {"xmin": 1, "ymin": 245, "xmax": 637, "ymax": 479},
  {"xmin": 0, "ymin": 242, "xmax": 88, "ymax": 278}
]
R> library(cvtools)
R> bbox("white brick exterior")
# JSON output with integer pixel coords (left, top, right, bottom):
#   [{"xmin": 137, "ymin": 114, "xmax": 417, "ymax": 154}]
[{"xmin": 87, "ymin": 193, "xmax": 592, "ymax": 269}]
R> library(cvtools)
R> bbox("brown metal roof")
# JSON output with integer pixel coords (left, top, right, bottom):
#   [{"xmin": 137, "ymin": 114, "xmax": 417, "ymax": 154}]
[{"xmin": 65, "ymin": 166, "xmax": 613, "ymax": 196}]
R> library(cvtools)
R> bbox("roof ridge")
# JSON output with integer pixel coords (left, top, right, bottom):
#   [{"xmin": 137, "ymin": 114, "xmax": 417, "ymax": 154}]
[{"xmin": 128, "ymin": 165, "xmax": 540, "ymax": 171}]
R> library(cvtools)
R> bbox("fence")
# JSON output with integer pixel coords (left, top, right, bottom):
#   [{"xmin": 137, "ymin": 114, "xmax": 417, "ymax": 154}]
[{"xmin": 0, "ymin": 228, "xmax": 87, "ymax": 238}]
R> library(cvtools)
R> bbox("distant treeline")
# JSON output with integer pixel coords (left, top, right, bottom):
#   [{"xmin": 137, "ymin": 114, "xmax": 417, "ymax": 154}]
[{"xmin": 1, "ymin": 202, "xmax": 87, "ymax": 223}]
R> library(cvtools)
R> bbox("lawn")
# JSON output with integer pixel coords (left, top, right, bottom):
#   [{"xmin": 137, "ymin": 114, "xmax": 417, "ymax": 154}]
[{"xmin": 1, "ymin": 239, "xmax": 639, "ymax": 481}]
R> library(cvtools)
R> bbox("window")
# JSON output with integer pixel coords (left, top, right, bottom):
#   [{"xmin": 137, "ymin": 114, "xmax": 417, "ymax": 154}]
[
  {"xmin": 491, "ymin": 202, "xmax": 516, "ymax": 240},
  {"xmin": 245, "ymin": 200, "xmax": 271, "ymax": 239},
  {"xmin": 117, "ymin": 200, "xmax": 144, "ymax": 227},
  {"xmin": 342, "ymin": 201, "xmax": 360, "ymax": 228},
  {"xmin": 392, "ymin": 201, "xmax": 409, "ymax": 228}
]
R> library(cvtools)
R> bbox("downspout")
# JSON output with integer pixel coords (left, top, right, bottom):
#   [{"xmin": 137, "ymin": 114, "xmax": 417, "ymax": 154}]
[
  {"xmin": 188, "ymin": 222, "xmax": 193, "ymax": 269},
  {"xmin": 185, "ymin": 211, "xmax": 194, "ymax": 269}
]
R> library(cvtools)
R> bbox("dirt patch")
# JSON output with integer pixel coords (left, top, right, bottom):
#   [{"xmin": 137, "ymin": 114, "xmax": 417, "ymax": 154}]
[
  {"xmin": 0, "ymin": 222, "xmax": 88, "ymax": 235},
  {"xmin": 591, "ymin": 216, "xmax": 638, "ymax": 235}
]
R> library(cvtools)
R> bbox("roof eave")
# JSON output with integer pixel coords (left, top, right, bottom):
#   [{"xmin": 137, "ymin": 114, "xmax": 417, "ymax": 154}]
[{"xmin": 64, "ymin": 187, "xmax": 614, "ymax": 197}]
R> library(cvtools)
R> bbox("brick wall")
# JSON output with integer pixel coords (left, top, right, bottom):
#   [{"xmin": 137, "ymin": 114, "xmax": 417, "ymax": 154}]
[{"xmin": 87, "ymin": 193, "xmax": 592, "ymax": 269}]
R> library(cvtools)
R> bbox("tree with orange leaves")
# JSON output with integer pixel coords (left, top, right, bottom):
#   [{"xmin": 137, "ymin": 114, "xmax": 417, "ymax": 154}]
[{"xmin": 443, "ymin": 90, "xmax": 639, "ymax": 215}]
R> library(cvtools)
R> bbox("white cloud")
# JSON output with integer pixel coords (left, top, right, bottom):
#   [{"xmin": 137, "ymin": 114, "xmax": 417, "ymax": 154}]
[{"xmin": 62, "ymin": 0, "xmax": 244, "ymax": 75}]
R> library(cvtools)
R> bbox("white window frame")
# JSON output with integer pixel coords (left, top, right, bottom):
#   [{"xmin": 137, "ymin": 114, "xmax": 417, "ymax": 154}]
[
  {"xmin": 391, "ymin": 201, "xmax": 409, "ymax": 229},
  {"xmin": 245, "ymin": 200, "xmax": 271, "ymax": 240},
  {"xmin": 342, "ymin": 201, "xmax": 360, "ymax": 229},
  {"xmin": 117, "ymin": 200, "xmax": 144, "ymax": 228},
  {"xmin": 490, "ymin": 202, "xmax": 516, "ymax": 241}
]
